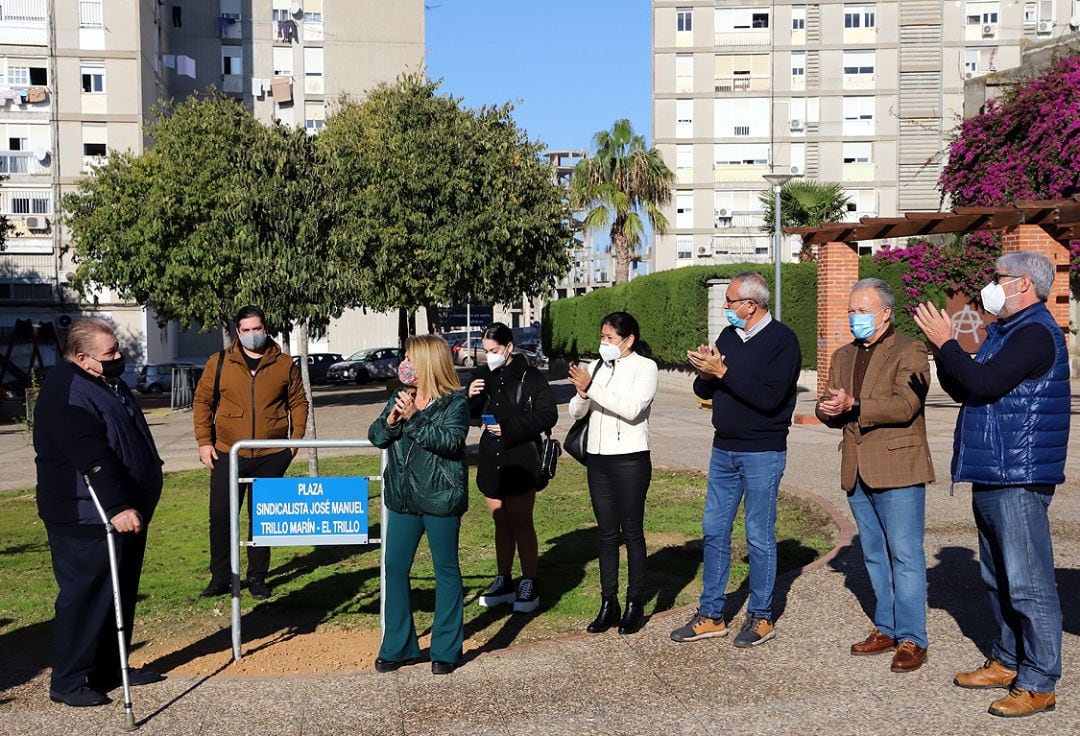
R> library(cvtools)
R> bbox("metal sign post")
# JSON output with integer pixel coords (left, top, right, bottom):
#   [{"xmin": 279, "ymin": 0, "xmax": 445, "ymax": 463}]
[{"xmin": 228, "ymin": 438, "xmax": 387, "ymax": 661}]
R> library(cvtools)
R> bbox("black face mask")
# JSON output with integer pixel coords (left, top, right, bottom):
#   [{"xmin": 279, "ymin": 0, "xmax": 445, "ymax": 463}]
[{"xmin": 98, "ymin": 355, "xmax": 126, "ymax": 380}]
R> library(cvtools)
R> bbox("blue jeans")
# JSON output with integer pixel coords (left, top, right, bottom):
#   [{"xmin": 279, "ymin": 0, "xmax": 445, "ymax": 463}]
[
  {"xmin": 699, "ymin": 447, "xmax": 786, "ymax": 620},
  {"xmin": 971, "ymin": 485, "xmax": 1061, "ymax": 692},
  {"xmin": 847, "ymin": 478, "xmax": 928, "ymax": 648}
]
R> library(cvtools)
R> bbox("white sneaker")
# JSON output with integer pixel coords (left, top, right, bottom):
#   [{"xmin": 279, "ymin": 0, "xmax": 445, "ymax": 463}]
[
  {"xmin": 479, "ymin": 575, "xmax": 515, "ymax": 607},
  {"xmin": 512, "ymin": 578, "xmax": 540, "ymax": 614}
]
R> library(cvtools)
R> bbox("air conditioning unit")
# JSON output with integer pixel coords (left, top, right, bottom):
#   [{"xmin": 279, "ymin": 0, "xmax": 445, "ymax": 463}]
[
  {"xmin": 696, "ymin": 245, "xmax": 711, "ymax": 257},
  {"xmin": 789, "ymin": 118, "xmax": 804, "ymax": 131},
  {"xmin": 716, "ymin": 208, "xmax": 730, "ymax": 218},
  {"xmin": 982, "ymin": 23, "xmax": 995, "ymax": 36},
  {"xmin": 1071, "ymin": 15, "xmax": 1080, "ymax": 29},
  {"xmin": 1037, "ymin": 20, "xmax": 1053, "ymax": 33},
  {"xmin": 964, "ymin": 71, "xmax": 975, "ymax": 79},
  {"xmin": 24, "ymin": 215, "xmax": 48, "ymax": 231},
  {"xmin": 57, "ymin": 314, "xmax": 73, "ymax": 329}
]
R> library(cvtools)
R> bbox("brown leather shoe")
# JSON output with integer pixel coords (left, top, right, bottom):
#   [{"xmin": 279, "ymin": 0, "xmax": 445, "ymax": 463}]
[
  {"xmin": 954, "ymin": 658, "xmax": 1017, "ymax": 689},
  {"xmin": 988, "ymin": 688, "xmax": 1056, "ymax": 718},
  {"xmin": 851, "ymin": 628, "xmax": 897, "ymax": 656},
  {"xmin": 890, "ymin": 641, "xmax": 927, "ymax": 672}
]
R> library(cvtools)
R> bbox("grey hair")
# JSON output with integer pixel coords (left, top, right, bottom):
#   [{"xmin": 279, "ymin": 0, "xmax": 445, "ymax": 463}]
[
  {"xmin": 63, "ymin": 317, "xmax": 116, "ymax": 360},
  {"xmin": 996, "ymin": 251, "xmax": 1055, "ymax": 301},
  {"xmin": 850, "ymin": 278, "xmax": 895, "ymax": 320},
  {"xmin": 733, "ymin": 271, "xmax": 770, "ymax": 308}
]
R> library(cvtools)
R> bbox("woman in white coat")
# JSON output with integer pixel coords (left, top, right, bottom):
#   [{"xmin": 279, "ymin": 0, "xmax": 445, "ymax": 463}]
[{"xmin": 567, "ymin": 311, "xmax": 658, "ymax": 635}]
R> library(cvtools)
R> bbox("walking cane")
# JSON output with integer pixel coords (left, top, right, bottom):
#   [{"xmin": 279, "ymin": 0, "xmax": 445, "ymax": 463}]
[{"xmin": 83, "ymin": 469, "xmax": 139, "ymax": 731}]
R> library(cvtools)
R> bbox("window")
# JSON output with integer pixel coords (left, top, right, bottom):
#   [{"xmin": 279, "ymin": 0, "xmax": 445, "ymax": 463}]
[
  {"xmin": 791, "ymin": 51, "xmax": 805, "ymax": 77},
  {"xmin": 273, "ymin": 47, "xmax": 293, "ymax": 76},
  {"xmin": 792, "ymin": 6, "xmax": 806, "ymax": 30},
  {"xmin": 1024, "ymin": 1, "xmax": 1038, "ymax": 22},
  {"xmin": 675, "ymin": 53, "xmax": 693, "ymax": 91},
  {"xmin": 8, "ymin": 137, "xmax": 25, "ymax": 150},
  {"xmin": 0, "ymin": 281, "xmax": 53, "ymax": 301},
  {"xmin": 273, "ymin": 8, "xmax": 289, "ymax": 21},
  {"xmin": 676, "ymin": 192, "xmax": 694, "ymax": 228},
  {"xmin": 715, "ymin": 8, "xmax": 770, "ymax": 31},
  {"xmin": 304, "ymin": 47, "xmax": 323, "ymax": 77},
  {"xmin": 303, "ymin": 11, "xmax": 322, "ymax": 23},
  {"xmin": 677, "ymin": 7, "xmax": 692, "ymax": 32},
  {"xmin": 714, "ymin": 143, "xmax": 769, "ymax": 165},
  {"xmin": 676, "ymin": 235, "xmax": 694, "ymax": 259},
  {"xmin": 843, "ymin": 50, "xmax": 875, "ymax": 78},
  {"xmin": 676, "ymin": 144, "xmax": 693, "ymax": 169},
  {"xmin": 675, "ymin": 99, "xmax": 693, "ymax": 138},
  {"xmin": 221, "ymin": 47, "xmax": 242, "ymax": 76},
  {"xmin": 10, "ymin": 191, "xmax": 48, "ymax": 214},
  {"xmin": 79, "ymin": 0, "xmax": 104, "ymax": 28},
  {"xmin": 843, "ymin": 142, "xmax": 871, "ymax": 164},
  {"xmin": 82, "ymin": 123, "xmax": 107, "ymax": 168},
  {"xmin": 29, "ymin": 66, "xmax": 46, "ymax": 85},
  {"xmin": 7, "ymin": 67, "xmax": 28, "ymax": 86},
  {"xmin": 80, "ymin": 63, "xmax": 105, "ymax": 93},
  {"xmin": 790, "ymin": 143, "xmax": 806, "ymax": 174},
  {"xmin": 966, "ymin": 2, "xmax": 1000, "ymax": 24},
  {"xmin": 83, "ymin": 143, "xmax": 106, "ymax": 156},
  {"xmin": 843, "ymin": 5, "xmax": 876, "ymax": 28},
  {"xmin": 964, "ymin": 47, "xmax": 997, "ymax": 74},
  {"xmin": 1038, "ymin": 0, "xmax": 1053, "ymax": 23},
  {"xmin": 842, "ymin": 96, "xmax": 875, "ymax": 133},
  {"xmin": 715, "ymin": 98, "xmax": 770, "ymax": 137},
  {"xmin": 171, "ymin": 5, "xmax": 181, "ymax": 27}
]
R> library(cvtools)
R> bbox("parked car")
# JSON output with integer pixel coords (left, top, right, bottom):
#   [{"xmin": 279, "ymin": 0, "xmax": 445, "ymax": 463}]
[
  {"xmin": 326, "ymin": 348, "xmax": 402, "ymax": 385},
  {"xmin": 135, "ymin": 362, "xmax": 203, "ymax": 395},
  {"xmin": 292, "ymin": 352, "xmax": 344, "ymax": 385},
  {"xmin": 454, "ymin": 336, "xmax": 544, "ymax": 369}
]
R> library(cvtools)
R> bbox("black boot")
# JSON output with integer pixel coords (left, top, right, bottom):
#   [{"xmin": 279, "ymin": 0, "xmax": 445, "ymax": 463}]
[
  {"xmin": 618, "ymin": 599, "xmax": 645, "ymax": 635},
  {"xmin": 586, "ymin": 596, "xmax": 621, "ymax": 634}
]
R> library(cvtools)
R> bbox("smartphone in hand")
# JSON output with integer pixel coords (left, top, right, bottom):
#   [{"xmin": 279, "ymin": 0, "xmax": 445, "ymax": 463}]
[{"xmin": 481, "ymin": 414, "xmax": 497, "ymax": 426}]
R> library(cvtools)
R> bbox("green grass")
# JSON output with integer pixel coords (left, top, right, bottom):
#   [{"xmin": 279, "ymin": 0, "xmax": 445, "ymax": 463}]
[{"xmin": 0, "ymin": 455, "xmax": 835, "ymax": 651}]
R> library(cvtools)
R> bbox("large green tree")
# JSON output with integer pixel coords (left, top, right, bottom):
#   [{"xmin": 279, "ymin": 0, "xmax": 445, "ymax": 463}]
[
  {"xmin": 319, "ymin": 74, "xmax": 572, "ymax": 339},
  {"xmin": 758, "ymin": 179, "xmax": 851, "ymax": 261},
  {"xmin": 571, "ymin": 119, "xmax": 674, "ymax": 285}
]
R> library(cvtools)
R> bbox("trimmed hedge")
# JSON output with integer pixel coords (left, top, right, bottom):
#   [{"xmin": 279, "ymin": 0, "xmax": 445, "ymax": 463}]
[
  {"xmin": 544, "ymin": 263, "xmax": 818, "ymax": 369},
  {"xmin": 542, "ymin": 255, "xmax": 943, "ymax": 372}
]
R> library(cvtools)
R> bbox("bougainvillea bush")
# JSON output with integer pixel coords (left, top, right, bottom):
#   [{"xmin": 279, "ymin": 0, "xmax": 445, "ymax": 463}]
[
  {"xmin": 874, "ymin": 231, "xmax": 1001, "ymax": 306},
  {"xmin": 940, "ymin": 54, "xmax": 1080, "ymax": 287}
]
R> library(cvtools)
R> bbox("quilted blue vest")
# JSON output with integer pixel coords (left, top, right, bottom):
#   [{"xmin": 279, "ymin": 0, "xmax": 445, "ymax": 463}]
[{"xmin": 952, "ymin": 302, "xmax": 1070, "ymax": 486}]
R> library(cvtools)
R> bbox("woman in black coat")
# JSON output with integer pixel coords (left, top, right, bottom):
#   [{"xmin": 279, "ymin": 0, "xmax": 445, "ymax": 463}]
[{"xmin": 467, "ymin": 323, "xmax": 557, "ymax": 614}]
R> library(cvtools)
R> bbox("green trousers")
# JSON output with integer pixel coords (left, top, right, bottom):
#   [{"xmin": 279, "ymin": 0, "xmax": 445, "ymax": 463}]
[{"xmin": 379, "ymin": 508, "xmax": 464, "ymax": 664}]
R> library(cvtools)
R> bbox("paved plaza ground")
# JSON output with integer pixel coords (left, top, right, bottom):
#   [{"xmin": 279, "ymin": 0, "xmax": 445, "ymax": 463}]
[{"xmin": 0, "ymin": 370, "xmax": 1078, "ymax": 735}]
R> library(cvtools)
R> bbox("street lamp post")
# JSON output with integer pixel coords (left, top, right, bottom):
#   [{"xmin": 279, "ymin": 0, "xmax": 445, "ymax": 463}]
[{"xmin": 762, "ymin": 169, "xmax": 802, "ymax": 322}]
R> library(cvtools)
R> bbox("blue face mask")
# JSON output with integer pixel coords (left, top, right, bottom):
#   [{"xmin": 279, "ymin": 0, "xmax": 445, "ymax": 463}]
[
  {"xmin": 849, "ymin": 311, "xmax": 880, "ymax": 341},
  {"xmin": 725, "ymin": 308, "xmax": 747, "ymax": 330}
]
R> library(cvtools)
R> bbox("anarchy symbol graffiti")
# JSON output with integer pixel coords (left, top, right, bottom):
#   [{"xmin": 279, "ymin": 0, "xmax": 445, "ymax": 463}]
[{"xmin": 951, "ymin": 304, "xmax": 986, "ymax": 346}]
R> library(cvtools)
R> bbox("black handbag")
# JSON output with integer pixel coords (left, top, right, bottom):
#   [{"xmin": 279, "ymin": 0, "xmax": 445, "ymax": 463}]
[
  {"xmin": 513, "ymin": 369, "xmax": 561, "ymax": 483},
  {"xmin": 564, "ymin": 361, "xmax": 601, "ymax": 465}
]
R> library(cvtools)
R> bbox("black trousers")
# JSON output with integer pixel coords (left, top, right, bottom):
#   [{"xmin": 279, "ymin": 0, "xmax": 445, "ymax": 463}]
[
  {"xmin": 47, "ymin": 527, "xmax": 147, "ymax": 694},
  {"xmin": 586, "ymin": 451, "xmax": 652, "ymax": 600},
  {"xmin": 209, "ymin": 449, "xmax": 293, "ymax": 580}
]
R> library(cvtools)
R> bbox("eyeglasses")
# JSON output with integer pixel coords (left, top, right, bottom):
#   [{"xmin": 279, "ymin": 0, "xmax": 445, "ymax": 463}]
[
  {"xmin": 992, "ymin": 272, "xmax": 1018, "ymax": 284},
  {"xmin": 724, "ymin": 298, "xmax": 752, "ymax": 307}
]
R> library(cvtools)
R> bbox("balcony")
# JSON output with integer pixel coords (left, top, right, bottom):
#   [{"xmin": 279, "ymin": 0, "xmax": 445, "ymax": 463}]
[
  {"xmin": 714, "ymin": 30, "xmax": 770, "ymax": 47},
  {"xmin": 713, "ymin": 163, "xmax": 770, "ymax": 182},
  {"xmin": 304, "ymin": 76, "xmax": 324, "ymax": 95},
  {"xmin": 713, "ymin": 210, "xmax": 766, "ymax": 230},
  {"xmin": 843, "ymin": 73, "xmax": 876, "ymax": 91},
  {"xmin": 0, "ymin": 0, "xmax": 47, "ymax": 45},
  {"xmin": 0, "ymin": 151, "xmax": 50, "ymax": 176},
  {"xmin": 714, "ymin": 75, "xmax": 769, "ymax": 93},
  {"xmin": 222, "ymin": 74, "xmax": 243, "ymax": 94},
  {"xmin": 842, "ymin": 163, "xmax": 876, "ymax": 181},
  {"xmin": 710, "ymin": 234, "xmax": 770, "ymax": 260},
  {"xmin": 219, "ymin": 14, "xmax": 241, "ymax": 39}
]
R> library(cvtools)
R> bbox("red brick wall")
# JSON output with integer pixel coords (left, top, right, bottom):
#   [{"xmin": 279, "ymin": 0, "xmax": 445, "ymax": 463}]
[
  {"xmin": 816, "ymin": 240, "xmax": 859, "ymax": 396},
  {"xmin": 999, "ymin": 224, "xmax": 1070, "ymax": 331}
]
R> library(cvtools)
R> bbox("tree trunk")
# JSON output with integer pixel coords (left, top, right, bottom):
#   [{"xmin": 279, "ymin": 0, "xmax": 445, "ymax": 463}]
[
  {"xmin": 281, "ymin": 330, "xmax": 291, "ymax": 355},
  {"xmin": 397, "ymin": 308, "xmax": 409, "ymax": 350},
  {"xmin": 610, "ymin": 228, "xmax": 631, "ymax": 285},
  {"xmin": 297, "ymin": 323, "xmax": 319, "ymax": 477}
]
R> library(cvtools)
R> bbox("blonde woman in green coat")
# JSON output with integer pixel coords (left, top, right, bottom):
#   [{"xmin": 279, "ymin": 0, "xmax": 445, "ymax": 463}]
[{"xmin": 368, "ymin": 334, "xmax": 469, "ymax": 675}]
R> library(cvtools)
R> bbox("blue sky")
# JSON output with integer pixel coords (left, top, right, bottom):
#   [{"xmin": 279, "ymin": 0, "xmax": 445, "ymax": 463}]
[{"xmin": 424, "ymin": 0, "xmax": 653, "ymax": 153}]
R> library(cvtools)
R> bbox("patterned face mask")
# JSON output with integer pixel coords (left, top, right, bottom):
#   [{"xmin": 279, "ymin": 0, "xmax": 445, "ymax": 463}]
[{"xmin": 397, "ymin": 359, "xmax": 418, "ymax": 387}]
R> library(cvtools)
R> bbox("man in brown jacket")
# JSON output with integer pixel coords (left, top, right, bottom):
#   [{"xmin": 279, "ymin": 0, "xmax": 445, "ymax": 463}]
[
  {"xmin": 817, "ymin": 278, "xmax": 935, "ymax": 673},
  {"xmin": 193, "ymin": 306, "xmax": 308, "ymax": 599}
]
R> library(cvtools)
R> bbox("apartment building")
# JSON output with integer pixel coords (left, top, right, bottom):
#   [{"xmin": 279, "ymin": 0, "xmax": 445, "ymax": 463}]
[
  {"xmin": 652, "ymin": 0, "xmax": 1079, "ymax": 269},
  {"xmin": 0, "ymin": 0, "xmax": 423, "ymax": 366}
]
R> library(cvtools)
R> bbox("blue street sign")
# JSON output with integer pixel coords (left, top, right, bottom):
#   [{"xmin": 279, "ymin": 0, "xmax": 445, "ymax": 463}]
[{"xmin": 251, "ymin": 476, "xmax": 369, "ymax": 546}]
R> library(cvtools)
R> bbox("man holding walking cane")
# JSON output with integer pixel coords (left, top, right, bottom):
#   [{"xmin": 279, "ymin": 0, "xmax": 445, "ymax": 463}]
[{"xmin": 33, "ymin": 318, "xmax": 165, "ymax": 708}]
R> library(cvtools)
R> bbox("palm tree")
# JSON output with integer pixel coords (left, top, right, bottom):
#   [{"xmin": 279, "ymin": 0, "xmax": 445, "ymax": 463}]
[
  {"xmin": 571, "ymin": 119, "xmax": 674, "ymax": 284},
  {"xmin": 759, "ymin": 179, "xmax": 851, "ymax": 261}
]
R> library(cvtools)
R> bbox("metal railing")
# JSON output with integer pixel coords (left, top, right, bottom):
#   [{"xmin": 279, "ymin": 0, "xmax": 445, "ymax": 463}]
[
  {"xmin": 228, "ymin": 439, "xmax": 387, "ymax": 661},
  {"xmin": 0, "ymin": 152, "xmax": 50, "ymax": 175},
  {"xmin": 78, "ymin": 0, "xmax": 103, "ymax": 27}
]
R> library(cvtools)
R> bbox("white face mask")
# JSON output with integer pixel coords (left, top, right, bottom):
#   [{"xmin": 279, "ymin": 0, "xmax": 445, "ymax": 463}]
[
  {"xmin": 598, "ymin": 338, "xmax": 625, "ymax": 363},
  {"xmin": 486, "ymin": 351, "xmax": 506, "ymax": 371},
  {"xmin": 980, "ymin": 279, "xmax": 1018, "ymax": 317}
]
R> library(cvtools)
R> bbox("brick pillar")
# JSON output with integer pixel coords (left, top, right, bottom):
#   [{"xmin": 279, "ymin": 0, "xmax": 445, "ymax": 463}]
[
  {"xmin": 999, "ymin": 224, "xmax": 1070, "ymax": 332},
  {"xmin": 816, "ymin": 240, "xmax": 859, "ymax": 396}
]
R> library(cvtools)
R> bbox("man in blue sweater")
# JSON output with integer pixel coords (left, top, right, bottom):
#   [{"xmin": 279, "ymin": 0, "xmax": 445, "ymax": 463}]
[
  {"xmin": 915, "ymin": 251, "xmax": 1069, "ymax": 718},
  {"xmin": 670, "ymin": 272, "xmax": 802, "ymax": 647}
]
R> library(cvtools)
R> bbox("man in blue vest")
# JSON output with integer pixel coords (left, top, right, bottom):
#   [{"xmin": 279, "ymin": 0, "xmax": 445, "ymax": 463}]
[{"xmin": 914, "ymin": 250, "xmax": 1069, "ymax": 718}]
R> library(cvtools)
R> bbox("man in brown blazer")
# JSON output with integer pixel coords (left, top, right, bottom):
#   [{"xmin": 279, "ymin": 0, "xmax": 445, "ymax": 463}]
[{"xmin": 817, "ymin": 278, "xmax": 935, "ymax": 673}]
